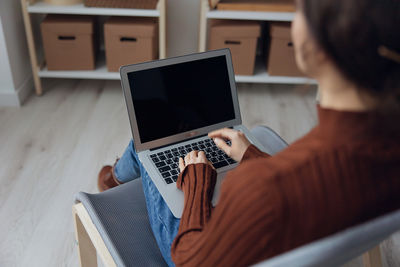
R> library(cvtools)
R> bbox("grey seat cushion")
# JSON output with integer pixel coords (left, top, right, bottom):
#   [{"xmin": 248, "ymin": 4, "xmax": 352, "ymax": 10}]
[
  {"xmin": 250, "ymin": 126, "xmax": 288, "ymax": 155},
  {"xmin": 75, "ymin": 178, "xmax": 167, "ymax": 267}
]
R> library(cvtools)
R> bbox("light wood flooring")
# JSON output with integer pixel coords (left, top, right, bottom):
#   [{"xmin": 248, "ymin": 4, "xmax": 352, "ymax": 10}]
[{"xmin": 0, "ymin": 80, "xmax": 399, "ymax": 266}]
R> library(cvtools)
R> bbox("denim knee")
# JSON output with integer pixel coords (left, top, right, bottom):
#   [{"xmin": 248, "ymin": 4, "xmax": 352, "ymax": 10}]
[{"xmin": 113, "ymin": 139, "xmax": 141, "ymax": 183}]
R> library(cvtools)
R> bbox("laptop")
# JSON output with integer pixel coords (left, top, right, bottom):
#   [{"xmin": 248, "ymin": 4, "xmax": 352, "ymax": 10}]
[{"xmin": 120, "ymin": 48, "xmax": 266, "ymax": 218}]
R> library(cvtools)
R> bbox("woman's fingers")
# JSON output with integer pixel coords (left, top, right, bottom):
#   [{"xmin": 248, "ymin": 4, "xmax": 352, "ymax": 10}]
[
  {"xmin": 184, "ymin": 153, "xmax": 191, "ymax": 165},
  {"xmin": 179, "ymin": 157, "xmax": 185, "ymax": 172},
  {"xmin": 181, "ymin": 150, "xmax": 209, "ymax": 172},
  {"xmin": 213, "ymin": 137, "xmax": 231, "ymax": 156},
  {"xmin": 185, "ymin": 151, "xmax": 198, "ymax": 165},
  {"xmin": 190, "ymin": 150, "xmax": 198, "ymax": 159},
  {"xmin": 208, "ymin": 128, "xmax": 237, "ymax": 140},
  {"xmin": 198, "ymin": 151, "xmax": 207, "ymax": 162},
  {"xmin": 209, "ymin": 128, "xmax": 251, "ymax": 162}
]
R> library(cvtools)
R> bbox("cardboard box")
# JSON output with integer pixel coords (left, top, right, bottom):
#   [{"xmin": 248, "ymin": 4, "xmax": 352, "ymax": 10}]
[
  {"xmin": 267, "ymin": 22, "xmax": 304, "ymax": 77},
  {"xmin": 216, "ymin": 0, "xmax": 296, "ymax": 12},
  {"xmin": 209, "ymin": 20, "xmax": 260, "ymax": 75},
  {"xmin": 41, "ymin": 15, "xmax": 96, "ymax": 70},
  {"xmin": 104, "ymin": 17, "xmax": 158, "ymax": 72},
  {"xmin": 44, "ymin": 0, "xmax": 83, "ymax": 5},
  {"xmin": 84, "ymin": 0, "xmax": 158, "ymax": 9}
]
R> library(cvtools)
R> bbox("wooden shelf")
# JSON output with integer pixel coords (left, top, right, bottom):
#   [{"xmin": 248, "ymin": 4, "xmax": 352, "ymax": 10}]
[
  {"xmin": 236, "ymin": 71, "xmax": 314, "ymax": 84},
  {"xmin": 21, "ymin": 0, "xmax": 167, "ymax": 95},
  {"xmin": 198, "ymin": 0, "xmax": 310, "ymax": 85},
  {"xmin": 38, "ymin": 67, "xmax": 119, "ymax": 80},
  {"xmin": 235, "ymin": 57, "xmax": 315, "ymax": 84},
  {"xmin": 38, "ymin": 55, "xmax": 120, "ymax": 80},
  {"xmin": 37, "ymin": 55, "xmax": 315, "ymax": 84},
  {"xmin": 27, "ymin": 2, "xmax": 160, "ymax": 17},
  {"xmin": 206, "ymin": 10, "xmax": 294, "ymax": 21}
]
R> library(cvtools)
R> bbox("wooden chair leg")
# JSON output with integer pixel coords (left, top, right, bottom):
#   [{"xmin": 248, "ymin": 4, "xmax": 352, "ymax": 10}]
[
  {"xmin": 72, "ymin": 203, "xmax": 117, "ymax": 267},
  {"xmin": 362, "ymin": 245, "xmax": 383, "ymax": 267},
  {"xmin": 73, "ymin": 205, "xmax": 98, "ymax": 267}
]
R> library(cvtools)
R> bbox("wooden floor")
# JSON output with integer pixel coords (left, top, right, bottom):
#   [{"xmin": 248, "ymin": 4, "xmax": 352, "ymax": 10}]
[{"xmin": 0, "ymin": 80, "xmax": 399, "ymax": 266}]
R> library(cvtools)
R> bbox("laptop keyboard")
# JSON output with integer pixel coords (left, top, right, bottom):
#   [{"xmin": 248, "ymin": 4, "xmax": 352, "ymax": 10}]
[{"xmin": 149, "ymin": 138, "xmax": 237, "ymax": 184}]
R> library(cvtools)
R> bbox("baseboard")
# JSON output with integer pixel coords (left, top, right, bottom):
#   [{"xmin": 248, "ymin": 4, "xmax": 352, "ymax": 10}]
[
  {"xmin": 0, "ymin": 76, "xmax": 33, "ymax": 107},
  {"xmin": 0, "ymin": 91, "xmax": 20, "ymax": 107},
  {"xmin": 16, "ymin": 75, "xmax": 34, "ymax": 105}
]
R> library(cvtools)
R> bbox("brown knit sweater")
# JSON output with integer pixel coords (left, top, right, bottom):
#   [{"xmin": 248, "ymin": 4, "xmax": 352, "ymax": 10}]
[{"xmin": 171, "ymin": 106, "xmax": 400, "ymax": 266}]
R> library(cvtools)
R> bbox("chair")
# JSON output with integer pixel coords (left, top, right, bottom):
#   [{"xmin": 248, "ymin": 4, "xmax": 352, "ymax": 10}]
[
  {"xmin": 73, "ymin": 178, "xmax": 166, "ymax": 267},
  {"xmin": 72, "ymin": 127, "xmax": 400, "ymax": 267}
]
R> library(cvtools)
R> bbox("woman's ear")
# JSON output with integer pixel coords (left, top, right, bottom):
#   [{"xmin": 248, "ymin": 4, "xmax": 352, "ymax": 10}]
[
  {"xmin": 292, "ymin": 10, "xmax": 329, "ymax": 79},
  {"xmin": 307, "ymin": 41, "xmax": 330, "ymax": 77}
]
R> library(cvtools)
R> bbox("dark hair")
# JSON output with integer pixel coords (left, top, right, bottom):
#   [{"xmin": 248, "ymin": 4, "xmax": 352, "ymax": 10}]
[{"xmin": 301, "ymin": 0, "xmax": 400, "ymax": 111}]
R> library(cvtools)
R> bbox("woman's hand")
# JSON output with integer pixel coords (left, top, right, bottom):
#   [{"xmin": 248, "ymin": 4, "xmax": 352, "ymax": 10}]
[
  {"xmin": 179, "ymin": 150, "xmax": 214, "ymax": 173},
  {"xmin": 208, "ymin": 128, "xmax": 251, "ymax": 162}
]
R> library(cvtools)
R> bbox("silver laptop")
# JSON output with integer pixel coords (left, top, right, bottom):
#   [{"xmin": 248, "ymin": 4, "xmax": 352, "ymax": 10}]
[{"xmin": 120, "ymin": 49, "xmax": 266, "ymax": 218}]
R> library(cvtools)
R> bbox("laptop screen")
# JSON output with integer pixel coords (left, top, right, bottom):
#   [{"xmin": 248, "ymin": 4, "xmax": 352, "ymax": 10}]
[{"xmin": 127, "ymin": 55, "xmax": 236, "ymax": 143}]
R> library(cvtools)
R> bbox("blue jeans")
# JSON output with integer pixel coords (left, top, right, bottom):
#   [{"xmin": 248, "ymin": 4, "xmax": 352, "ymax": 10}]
[
  {"xmin": 113, "ymin": 127, "xmax": 287, "ymax": 266},
  {"xmin": 114, "ymin": 140, "xmax": 180, "ymax": 267}
]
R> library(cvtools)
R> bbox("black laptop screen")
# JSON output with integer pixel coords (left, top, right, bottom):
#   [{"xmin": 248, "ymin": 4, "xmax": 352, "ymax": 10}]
[{"xmin": 127, "ymin": 55, "xmax": 235, "ymax": 143}]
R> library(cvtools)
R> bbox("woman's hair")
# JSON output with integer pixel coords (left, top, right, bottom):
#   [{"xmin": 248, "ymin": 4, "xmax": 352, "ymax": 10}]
[{"xmin": 301, "ymin": 0, "xmax": 400, "ymax": 111}]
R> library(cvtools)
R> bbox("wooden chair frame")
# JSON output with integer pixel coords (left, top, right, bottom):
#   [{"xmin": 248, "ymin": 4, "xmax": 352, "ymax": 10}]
[
  {"xmin": 73, "ymin": 203, "xmax": 116, "ymax": 267},
  {"xmin": 73, "ymin": 202, "xmax": 383, "ymax": 267}
]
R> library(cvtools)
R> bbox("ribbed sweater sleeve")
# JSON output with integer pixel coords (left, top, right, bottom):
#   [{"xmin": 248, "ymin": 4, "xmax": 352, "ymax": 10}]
[
  {"xmin": 171, "ymin": 161, "xmax": 281, "ymax": 266},
  {"xmin": 175, "ymin": 163, "xmax": 217, "ymax": 234},
  {"xmin": 241, "ymin": 144, "xmax": 270, "ymax": 162}
]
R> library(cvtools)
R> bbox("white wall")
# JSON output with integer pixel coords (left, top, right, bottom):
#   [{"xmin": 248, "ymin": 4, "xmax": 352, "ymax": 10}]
[
  {"xmin": 167, "ymin": 0, "xmax": 200, "ymax": 57},
  {"xmin": 0, "ymin": 19, "xmax": 14, "ymax": 94},
  {"xmin": 0, "ymin": 0, "xmax": 33, "ymax": 107}
]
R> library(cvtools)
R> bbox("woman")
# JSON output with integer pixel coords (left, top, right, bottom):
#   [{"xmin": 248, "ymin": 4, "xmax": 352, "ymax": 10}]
[{"xmin": 98, "ymin": 0, "xmax": 400, "ymax": 265}]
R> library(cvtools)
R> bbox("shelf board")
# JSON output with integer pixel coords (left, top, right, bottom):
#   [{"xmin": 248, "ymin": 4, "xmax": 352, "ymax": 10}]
[
  {"xmin": 206, "ymin": 10, "xmax": 294, "ymax": 21},
  {"xmin": 27, "ymin": 2, "xmax": 160, "ymax": 17},
  {"xmin": 38, "ymin": 55, "xmax": 120, "ymax": 79},
  {"xmin": 38, "ymin": 68, "xmax": 315, "ymax": 84},
  {"xmin": 38, "ymin": 57, "xmax": 315, "ymax": 85},
  {"xmin": 235, "ymin": 72, "xmax": 314, "ymax": 84},
  {"xmin": 38, "ymin": 68, "xmax": 120, "ymax": 80},
  {"xmin": 235, "ymin": 59, "xmax": 315, "ymax": 84}
]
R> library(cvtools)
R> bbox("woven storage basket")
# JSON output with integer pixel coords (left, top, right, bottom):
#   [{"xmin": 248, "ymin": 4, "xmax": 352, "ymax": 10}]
[{"xmin": 84, "ymin": 0, "xmax": 158, "ymax": 9}]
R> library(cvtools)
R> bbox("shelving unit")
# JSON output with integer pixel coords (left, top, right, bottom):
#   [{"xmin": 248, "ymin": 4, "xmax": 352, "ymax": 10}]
[
  {"xmin": 206, "ymin": 10, "xmax": 294, "ymax": 21},
  {"xmin": 38, "ymin": 54, "xmax": 120, "ymax": 80},
  {"xmin": 198, "ymin": 0, "xmax": 315, "ymax": 85},
  {"xmin": 27, "ymin": 2, "xmax": 161, "ymax": 16},
  {"xmin": 21, "ymin": 0, "xmax": 167, "ymax": 95},
  {"xmin": 235, "ymin": 57, "xmax": 313, "ymax": 84}
]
